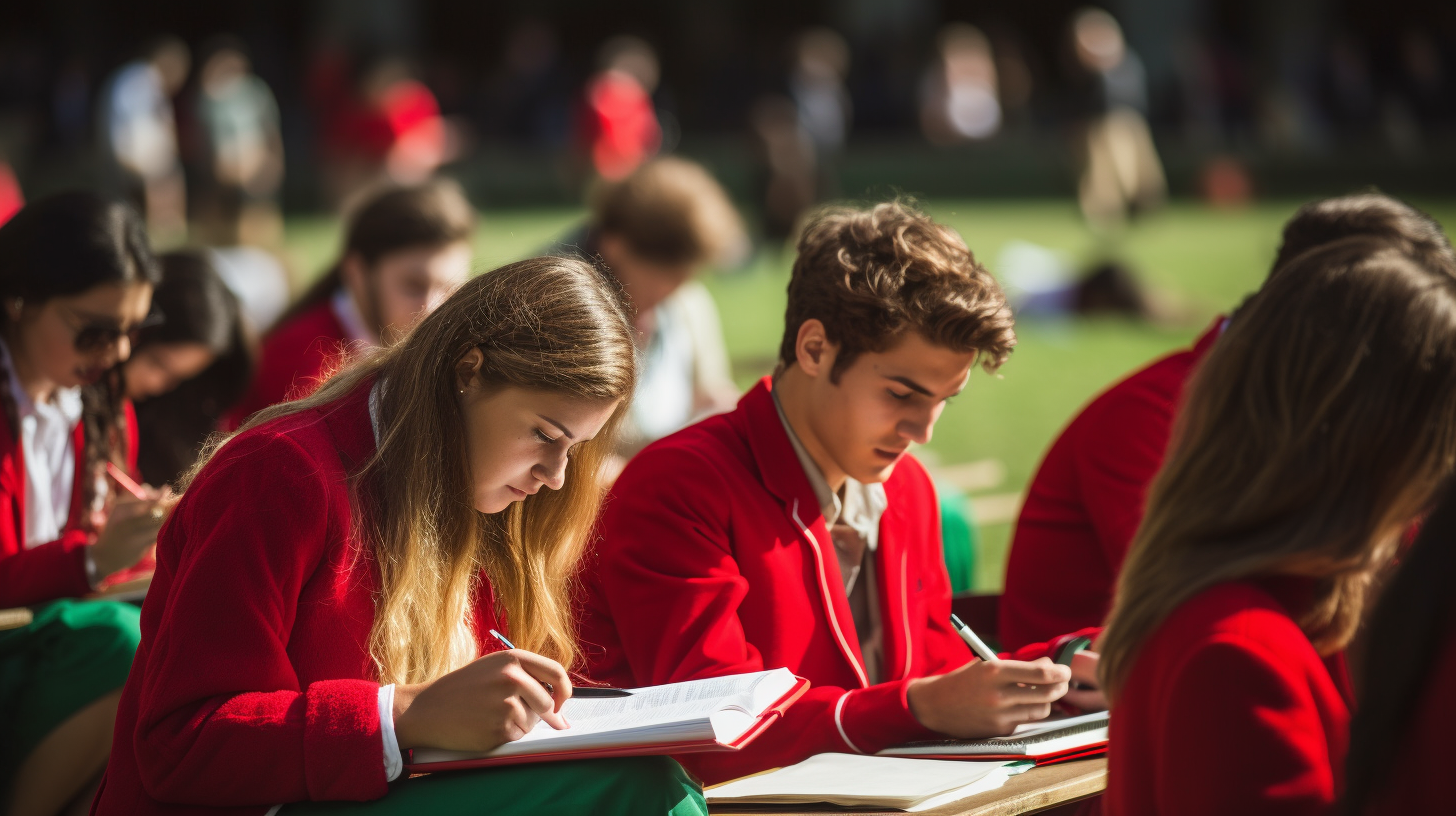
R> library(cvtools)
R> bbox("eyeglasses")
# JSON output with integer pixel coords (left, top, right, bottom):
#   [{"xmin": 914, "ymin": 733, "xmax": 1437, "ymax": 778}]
[{"xmin": 56, "ymin": 307, "xmax": 164, "ymax": 353}]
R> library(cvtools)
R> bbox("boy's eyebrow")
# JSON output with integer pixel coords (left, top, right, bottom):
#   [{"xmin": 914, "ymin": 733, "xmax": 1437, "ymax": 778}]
[
  {"xmin": 884, "ymin": 374, "xmax": 968, "ymax": 399},
  {"xmin": 538, "ymin": 415, "xmax": 576, "ymax": 439},
  {"xmin": 884, "ymin": 375, "xmax": 934, "ymax": 396}
]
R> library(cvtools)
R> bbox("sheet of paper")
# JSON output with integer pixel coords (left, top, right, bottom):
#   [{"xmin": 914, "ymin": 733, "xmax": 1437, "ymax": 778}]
[
  {"xmin": 706, "ymin": 754, "xmax": 1018, "ymax": 809},
  {"xmin": 1009, "ymin": 710, "xmax": 1108, "ymax": 739}
]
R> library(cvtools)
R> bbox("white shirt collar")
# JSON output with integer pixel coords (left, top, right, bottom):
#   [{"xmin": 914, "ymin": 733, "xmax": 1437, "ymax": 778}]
[
  {"xmin": 0, "ymin": 338, "xmax": 86, "ymax": 547},
  {"xmin": 331, "ymin": 286, "xmax": 378, "ymax": 347}
]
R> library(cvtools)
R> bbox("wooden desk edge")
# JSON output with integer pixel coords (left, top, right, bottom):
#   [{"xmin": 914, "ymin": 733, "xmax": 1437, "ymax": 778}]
[{"xmin": 708, "ymin": 756, "xmax": 1107, "ymax": 816}]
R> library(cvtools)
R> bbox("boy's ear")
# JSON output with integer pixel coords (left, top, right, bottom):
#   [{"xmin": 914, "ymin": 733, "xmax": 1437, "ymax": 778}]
[{"xmin": 795, "ymin": 318, "xmax": 836, "ymax": 378}]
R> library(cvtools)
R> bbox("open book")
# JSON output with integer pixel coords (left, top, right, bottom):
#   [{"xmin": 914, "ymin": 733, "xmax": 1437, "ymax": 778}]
[
  {"xmin": 707, "ymin": 754, "xmax": 1030, "ymax": 812},
  {"xmin": 879, "ymin": 710, "xmax": 1109, "ymax": 764},
  {"xmin": 406, "ymin": 668, "xmax": 808, "ymax": 771}
]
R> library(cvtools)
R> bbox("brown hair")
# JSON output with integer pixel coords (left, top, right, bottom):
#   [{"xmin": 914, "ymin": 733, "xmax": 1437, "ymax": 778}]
[
  {"xmin": 1272, "ymin": 192, "xmax": 1456, "ymax": 278},
  {"xmin": 190, "ymin": 257, "xmax": 635, "ymax": 684},
  {"xmin": 1099, "ymin": 237, "xmax": 1456, "ymax": 700},
  {"xmin": 778, "ymin": 201, "xmax": 1016, "ymax": 381},
  {"xmin": 279, "ymin": 178, "xmax": 476, "ymax": 329},
  {"xmin": 589, "ymin": 156, "xmax": 746, "ymax": 267}
]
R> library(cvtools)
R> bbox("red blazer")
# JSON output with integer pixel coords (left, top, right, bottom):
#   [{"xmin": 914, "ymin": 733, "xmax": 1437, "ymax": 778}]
[
  {"xmin": 1361, "ymin": 625, "xmax": 1456, "ymax": 813},
  {"xmin": 1000, "ymin": 319, "xmax": 1222, "ymax": 650},
  {"xmin": 96, "ymin": 382, "xmax": 506, "ymax": 816},
  {"xmin": 0, "ymin": 400, "xmax": 139, "ymax": 608},
  {"xmin": 225, "ymin": 297, "xmax": 354, "ymax": 429},
  {"xmin": 1104, "ymin": 578, "xmax": 1354, "ymax": 816},
  {"xmin": 577, "ymin": 379, "xmax": 1097, "ymax": 785}
]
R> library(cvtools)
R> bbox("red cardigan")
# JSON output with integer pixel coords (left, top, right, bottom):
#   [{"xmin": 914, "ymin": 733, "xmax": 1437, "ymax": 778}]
[
  {"xmin": 1000, "ymin": 319, "xmax": 1222, "ymax": 650},
  {"xmin": 0, "ymin": 399, "xmax": 139, "ymax": 608},
  {"xmin": 96, "ymin": 382, "xmax": 506, "ymax": 816},
  {"xmin": 577, "ymin": 379, "xmax": 1097, "ymax": 785},
  {"xmin": 1104, "ymin": 579, "xmax": 1353, "ymax": 816},
  {"xmin": 226, "ymin": 297, "xmax": 354, "ymax": 429}
]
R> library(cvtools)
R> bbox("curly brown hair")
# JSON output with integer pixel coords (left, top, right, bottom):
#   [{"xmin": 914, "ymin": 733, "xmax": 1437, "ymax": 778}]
[{"xmin": 778, "ymin": 201, "xmax": 1016, "ymax": 381}]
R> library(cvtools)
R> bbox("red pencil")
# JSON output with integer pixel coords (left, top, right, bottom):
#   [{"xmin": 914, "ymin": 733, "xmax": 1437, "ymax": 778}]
[{"xmin": 105, "ymin": 462, "xmax": 149, "ymax": 501}]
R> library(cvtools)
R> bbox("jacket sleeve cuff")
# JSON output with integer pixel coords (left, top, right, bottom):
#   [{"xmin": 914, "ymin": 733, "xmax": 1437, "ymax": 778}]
[
  {"xmin": 378, "ymin": 684, "xmax": 402, "ymax": 782},
  {"xmin": 834, "ymin": 679, "xmax": 939, "ymax": 754},
  {"xmin": 1003, "ymin": 626, "xmax": 1103, "ymax": 663},
  {"xmin": 303, "ymin": 679, "xmax": 391, "ymax": 801}
]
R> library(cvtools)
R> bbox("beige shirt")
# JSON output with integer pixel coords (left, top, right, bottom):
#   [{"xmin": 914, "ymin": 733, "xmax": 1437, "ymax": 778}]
[{"xmin": 772, "ymin": 383, "xmax": 889, "ymax": 684}]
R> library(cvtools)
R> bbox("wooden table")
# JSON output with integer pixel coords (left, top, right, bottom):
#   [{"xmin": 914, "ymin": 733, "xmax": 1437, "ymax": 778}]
[{"xmin": 709, "ymin": 757, "xmax": 1106, "ymax": 816}]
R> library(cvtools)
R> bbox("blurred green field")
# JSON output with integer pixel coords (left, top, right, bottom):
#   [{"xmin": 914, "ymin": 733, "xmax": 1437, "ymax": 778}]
[{"xmin": 281, "ymin": 197, "xmax": 1456, "ymax": 590}]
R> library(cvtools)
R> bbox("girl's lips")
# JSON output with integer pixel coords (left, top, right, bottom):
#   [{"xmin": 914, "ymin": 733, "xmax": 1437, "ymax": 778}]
[
  {"xmin": 873, "ymin": 447, "xmax": 908, "ymax": 462},
  {"xmin": 506, "ymin": 485, "xmax": 529, "ymax": 498}
]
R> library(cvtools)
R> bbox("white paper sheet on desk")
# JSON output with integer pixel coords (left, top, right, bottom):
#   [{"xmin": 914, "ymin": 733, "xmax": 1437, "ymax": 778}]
[{"xmin": 705, "ymin": 753, "xmax": 1032, "ymax": 812}]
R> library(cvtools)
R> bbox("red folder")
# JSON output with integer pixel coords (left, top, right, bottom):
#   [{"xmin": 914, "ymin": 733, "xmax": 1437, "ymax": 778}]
[{"xmin": 404, "ymin": 675, "xmax": 810, "ymax": 773}]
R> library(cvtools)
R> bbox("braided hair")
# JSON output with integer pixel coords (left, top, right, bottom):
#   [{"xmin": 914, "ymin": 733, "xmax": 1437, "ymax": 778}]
[{"xmin": 0, "ymin": 192, "xmax": 161, "ymax": 520}]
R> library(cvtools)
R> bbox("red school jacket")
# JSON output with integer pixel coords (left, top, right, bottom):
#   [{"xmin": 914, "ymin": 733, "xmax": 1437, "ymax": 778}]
[
  {"xmin": 225, "ymin": 296, "xmax": 356, "ymax": 429},
  {"xmin": 1104, "ymin": 578, "xmax": 1354, "ymax": 816},
  {"xmin": 577, "ymin": 378, "xmax": 1098, "ymax": 785},
  {"xmin": 1360, "ymin": 621, "xmax": 1456, "ymax": 813},
  {"xmin": 0, "ymin": 400, "xmax": 139, "ymax": 608},
  {"xmin": 95, "ymin": 381, "xmax": 506, "ymax": 816},
  {"xmin": 1000, "ymin": 318, "xmax": 1223, "ymax": 651}
]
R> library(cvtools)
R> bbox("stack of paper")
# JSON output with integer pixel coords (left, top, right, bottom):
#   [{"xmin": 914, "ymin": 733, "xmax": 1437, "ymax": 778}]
[{"xmin": 706, "ymin": 754, "xmax": 1030, "ymax": 812}]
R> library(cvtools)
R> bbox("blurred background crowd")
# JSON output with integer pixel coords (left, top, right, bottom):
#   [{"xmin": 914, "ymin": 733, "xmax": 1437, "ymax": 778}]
[{"xmin": 1, "ymin": 0, "xmax": 1453, "ymax": 590}]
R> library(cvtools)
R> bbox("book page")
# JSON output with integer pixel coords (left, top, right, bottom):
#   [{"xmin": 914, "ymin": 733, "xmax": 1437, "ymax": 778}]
[{"xmin": 411, "ymin": 668, "xmax": 796, "ymax": 764}]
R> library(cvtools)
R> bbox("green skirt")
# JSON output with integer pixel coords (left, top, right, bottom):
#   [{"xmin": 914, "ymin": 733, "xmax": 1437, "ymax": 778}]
[
  {"xmin": 282, "ymin": 756, "xmax": 706, "ymax": 816},
  {"xmin": 0, "ymin": 598, "xmax": 142, "ymax": 796}
]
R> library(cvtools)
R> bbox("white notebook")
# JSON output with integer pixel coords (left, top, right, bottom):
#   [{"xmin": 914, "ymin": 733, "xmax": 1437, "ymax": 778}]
[
  {"xmin": 706, "ymin": 754, "xmax": 1030, "ymax": 812},
  {"xmin": 879, "ymin": 710, "xmax": 1110, "ymax": 759},
  {"xmin": 408, "ymin": 668, "xmax": 802, "ymax": 768}
]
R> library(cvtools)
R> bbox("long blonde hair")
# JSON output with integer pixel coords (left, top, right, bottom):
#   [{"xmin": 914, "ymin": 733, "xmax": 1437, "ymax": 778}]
[
  {"xmin": 190, "ymin": 257, "xmax": 636, "ymax": 684},
  {"xmin": 1099, "ymin": 237, "xmax": 1456, "ymax": 700}
]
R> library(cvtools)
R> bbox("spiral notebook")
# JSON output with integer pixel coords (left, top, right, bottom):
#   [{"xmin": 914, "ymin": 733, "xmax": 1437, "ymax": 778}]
[
  {"xmin": 878, "ymin": 710, "xmax": 1109, "ymax": 764},
  {"xmin": 405, "ymin": 668, "xmax": 809, "ymax": 772}
]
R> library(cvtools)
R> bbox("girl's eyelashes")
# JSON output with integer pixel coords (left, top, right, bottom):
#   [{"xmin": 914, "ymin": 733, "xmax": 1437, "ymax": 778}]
[
  {"xmin": 533, "ymin": 428, "xmax": 560, "ymax": 444},
  {"xmin": 887, "ymin": 389, "xmax": 912, "ymax": 401}
]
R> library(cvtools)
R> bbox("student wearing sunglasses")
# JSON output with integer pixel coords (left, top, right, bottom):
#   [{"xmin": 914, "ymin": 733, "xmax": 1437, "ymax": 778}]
[{"xmin": 0, "ymin": 192, "xmax": 172, "ymax": 816}]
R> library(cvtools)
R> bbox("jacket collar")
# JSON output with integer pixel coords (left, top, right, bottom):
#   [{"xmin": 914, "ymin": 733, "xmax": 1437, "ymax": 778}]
[{"xmin": 741, "ymin": 377, "xmax": 825, "ymax": 520}]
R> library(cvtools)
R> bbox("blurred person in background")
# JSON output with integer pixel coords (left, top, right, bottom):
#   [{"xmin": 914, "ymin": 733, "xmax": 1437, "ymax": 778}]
[
  {"xmin": 554, "ymin": 156, "xmax": 746, "ymax": 460},
  {"xmin": 750, "ymin": 94, "xmax": 817, "ymax": 243},
  {"xmin": 126, "ymin": 251, "xmax": 251, "ymax": 488},
  {"xmin": 790, "ymin": 28, "xmax": 851, "ymax": 197},
  {"xmin": 920, "ymin": 23, "xmax": 1002, "ymax": 145},
  {"xmin": 315, "ymin": 55, "xmax": 451, "ymax": 207},
  {"xmin": 226, "ymin": 179, "xmax": 474, "ymax": 427},
  {"xmin": 99, "ymin": 37, "xmax": 191, "ymax": 245},
  {"xmin": 578, "ymin": 36, "xmax": 663, "ymax": 182},
  {"xmin": 1068, "ymin": 8, "xmax": 1165, "ymax": 231},
  {"xmin": 188, "ymin": 37, "xmax": 284, "ymax": 250}
]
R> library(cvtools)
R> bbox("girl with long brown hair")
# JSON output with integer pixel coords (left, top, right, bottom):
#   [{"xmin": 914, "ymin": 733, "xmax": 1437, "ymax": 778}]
[
  {"xmin": 95, "ymin": 258, "xmax": 706, "ymax": 816},
  {"xmin": 1098, "ymin": 236, "xmax": 1456, "ymax": 816}
]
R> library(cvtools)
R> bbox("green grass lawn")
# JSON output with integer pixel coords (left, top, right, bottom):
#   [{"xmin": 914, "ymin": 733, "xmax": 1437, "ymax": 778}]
[{"xmin": 282, "ymin": 197, "xmax": 1456, "ymax": 590}]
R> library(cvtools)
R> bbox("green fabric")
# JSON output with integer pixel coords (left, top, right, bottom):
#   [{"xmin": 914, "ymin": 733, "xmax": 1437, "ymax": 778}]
[
  {"xmin": 0, "ymin": 599, "xmax": 142, "ymax": 796},
  {"xmin": 282, "ymin": 756, "xmax": 706, "ymax": 816},
  {"xmin": 937, "ymin": 482, "xmax": 978, "ymax": 594}
]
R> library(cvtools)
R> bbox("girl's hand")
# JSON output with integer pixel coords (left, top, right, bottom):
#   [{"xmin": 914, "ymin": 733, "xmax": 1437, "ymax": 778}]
[
  {"xmin": 1062, "ymin": 650, "xmax": 1108, "ymax": 713},
  {"xmin": 392, "ymin": 649, "xmax": 573, "ymax": 753},
  {"xmin": 90, "ymin": 486, "xmax": 173, "ymax": 578}
]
